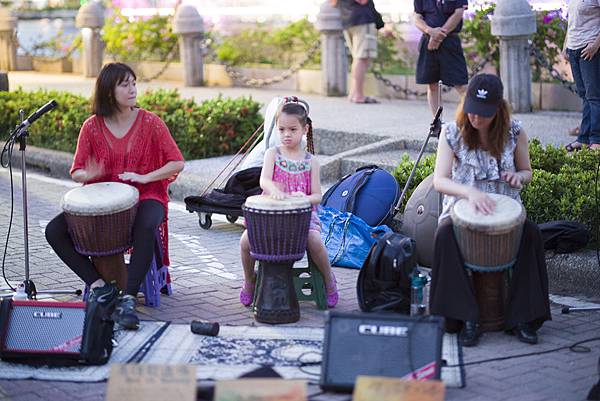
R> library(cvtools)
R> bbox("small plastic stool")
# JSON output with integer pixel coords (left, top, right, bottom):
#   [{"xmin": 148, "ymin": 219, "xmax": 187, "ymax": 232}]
[
  {"xmin": 292, "ymin": 256, "xmax": 327, "ymax": 310},
  {"xmin": 83, "ymin": 231, "xmax": 172, "ymax": 307}
]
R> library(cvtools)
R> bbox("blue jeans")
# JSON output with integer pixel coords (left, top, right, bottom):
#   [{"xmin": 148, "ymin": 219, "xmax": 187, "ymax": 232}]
[{"xmin": 568, "ymin": 48, "xmax": 600, "ymax": 145}]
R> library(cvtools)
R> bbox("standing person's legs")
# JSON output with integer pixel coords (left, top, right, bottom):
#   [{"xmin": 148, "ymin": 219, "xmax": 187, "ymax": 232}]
[
  {"xmin": 416, "ymin": 35, "xmax": 441, "ymax": 115},
  {"xmin": 439, "ymin": 35, "xmax": 468, "ymax": 113},
  {"xmin": 568, "ymin": 48, "xmax": 591, "ymax": 147},
  {"xmin": 578, "ymin": 52, "xmax": 600, "ymax": 146},
  {"xmin": 344, "ymin": 23, "xmax": 378, "ymax": 103}
]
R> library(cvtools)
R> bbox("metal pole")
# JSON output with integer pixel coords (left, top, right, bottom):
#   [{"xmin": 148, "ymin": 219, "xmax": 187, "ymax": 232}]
[{"xmin": 18, "ymin": 111, "xmax": 30, "ymax": 283}]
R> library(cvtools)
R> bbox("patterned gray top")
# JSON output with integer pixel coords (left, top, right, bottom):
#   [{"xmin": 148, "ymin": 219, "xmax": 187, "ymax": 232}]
[{"xmin": 439, "ymin": 120, "xmax": 523, "ymax": 222}]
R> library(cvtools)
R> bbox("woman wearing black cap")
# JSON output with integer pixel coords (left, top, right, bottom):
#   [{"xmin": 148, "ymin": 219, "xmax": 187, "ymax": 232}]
[{"xmin": 430, "ymin": 74, "xmax": 551, "ymax": 347}]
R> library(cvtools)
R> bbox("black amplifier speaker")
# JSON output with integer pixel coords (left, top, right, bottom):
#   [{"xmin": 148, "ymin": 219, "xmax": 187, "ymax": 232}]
[
  {"xmin": 0, "ymin": 299, "xmax": 87, "ymax": 361},
  {"xmin": 320, "ymin": 311, "xmax": 444, "ymax": 392}
]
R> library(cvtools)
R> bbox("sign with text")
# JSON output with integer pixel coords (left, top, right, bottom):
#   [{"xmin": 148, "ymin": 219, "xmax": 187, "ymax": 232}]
[
  {"xmin": 106, "ymin": 364, "xmax": 196, "ymax": 401},
  {"xmin": 353, "ymin": 376, "xmax": 445, "ymax": 401},
  {"xmin": 215, "ymin": 379, "xmax": 307, "ymax": 401}
]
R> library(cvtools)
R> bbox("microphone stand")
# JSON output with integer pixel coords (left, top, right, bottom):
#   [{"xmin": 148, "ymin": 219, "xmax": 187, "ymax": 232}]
[
  {"xmin": 1, "ymin": 110, "xmax": 81, "ymax": 299},
  {"xmin": 392, "ymin": 105, "xmax": 443, "ymax": 219}
]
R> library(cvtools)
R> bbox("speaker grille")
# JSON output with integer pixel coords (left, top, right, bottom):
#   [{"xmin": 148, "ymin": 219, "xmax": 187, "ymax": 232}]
[
  {"xmin": 321, "ymin": 312, "xmax": 443, "ymax": 391},
  {"xmin": 4, "ymin": 303, "xmax": 85, "ymax": 354}
]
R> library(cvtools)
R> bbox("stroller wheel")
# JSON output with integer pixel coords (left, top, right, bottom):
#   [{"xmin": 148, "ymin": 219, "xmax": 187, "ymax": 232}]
[
  {"xmin": 226, "ymin": 215, "xmax": 239, "ymax": 224},
  {"xmin": 198, "ymin": 213, "xmax": 212, "ymax": 229}
]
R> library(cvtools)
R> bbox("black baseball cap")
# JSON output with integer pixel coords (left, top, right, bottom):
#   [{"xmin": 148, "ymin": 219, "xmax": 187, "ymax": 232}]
[{"xmin": 463, "ymin": 74, "xmax": 504, "ymax": 118}]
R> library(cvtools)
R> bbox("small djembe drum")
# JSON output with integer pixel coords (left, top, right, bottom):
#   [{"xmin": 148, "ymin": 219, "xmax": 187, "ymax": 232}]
[
  {"xmin": 451, "ymin": 193, "xmax": 526, "ymax": 331},
  {"xmin": 61, "ymin": 182, "xmax": 139, "ymax": 290},
  {"xmin": 242, "ymin": 195, "xmax": 312, "ymax": 324}
]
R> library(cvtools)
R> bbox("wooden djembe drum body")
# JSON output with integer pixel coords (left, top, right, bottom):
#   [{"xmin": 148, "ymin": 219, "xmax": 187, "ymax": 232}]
[
  {"xmin": 61, "ymin": 182, "xmax": 139, "ymax": 290},
  {"xmin": 451, "ymin": 194, "xmax": 525, "ymax": 331},
  {"xmin": 242, "ymin": 195, "xmax": 312, "ymax": 324}
]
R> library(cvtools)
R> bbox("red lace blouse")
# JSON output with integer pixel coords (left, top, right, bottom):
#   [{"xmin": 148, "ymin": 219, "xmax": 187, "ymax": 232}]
[{"xmin": 70, "ymin": 109, "xmax": 184, "ymax": 265}]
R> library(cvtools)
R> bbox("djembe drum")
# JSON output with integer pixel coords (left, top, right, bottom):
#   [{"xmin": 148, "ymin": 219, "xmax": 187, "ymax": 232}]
[
  {"xmin": 451, "ymin": 193, "xmax": 526, "ymax": 331},
  {"xmin": 242, "ymin": 195, "xmax": 312, "ymax": 324},
  {"xmin": 61, "ymin": 182, "xmax": 139, "ymax": 290}
]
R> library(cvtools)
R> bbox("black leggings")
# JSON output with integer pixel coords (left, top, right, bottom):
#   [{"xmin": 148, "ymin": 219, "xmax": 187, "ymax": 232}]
[{"xmin": 46, "ymin": 200, "xmax": 165, "ymax": 296}]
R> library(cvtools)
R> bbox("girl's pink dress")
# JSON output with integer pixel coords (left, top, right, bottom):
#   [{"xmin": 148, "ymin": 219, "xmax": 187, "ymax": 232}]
[{"xmin": 271, "ymin": 147, "xmax": 321, "ymax": 232}]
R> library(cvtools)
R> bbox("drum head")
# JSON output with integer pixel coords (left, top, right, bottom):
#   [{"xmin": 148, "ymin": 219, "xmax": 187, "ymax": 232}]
[
  {"xmin": 451, "ymin": 193, "xmax": 525, "ymax": 232},
  {"xmin": 61, "ymin": 182, "xmax": 139, "ymax": 216},
  {"xmin": 244, "ymin": 194, "xmax": 311, "ymax": 210}
]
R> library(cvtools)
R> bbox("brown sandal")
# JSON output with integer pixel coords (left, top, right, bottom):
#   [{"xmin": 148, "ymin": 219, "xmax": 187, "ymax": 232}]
[{"xmin": 565, "ymin": 141, "xmax": 586, "ymax": 152}]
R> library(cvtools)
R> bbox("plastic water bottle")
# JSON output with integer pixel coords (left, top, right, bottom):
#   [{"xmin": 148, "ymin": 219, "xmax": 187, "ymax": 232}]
[
  {"xmin": 410, "ymin": 272, "xmax": 428, "ymax": 316},
  {"xmin": 12, "ymin": 283, "xmax": 27, "ymax": 301}
]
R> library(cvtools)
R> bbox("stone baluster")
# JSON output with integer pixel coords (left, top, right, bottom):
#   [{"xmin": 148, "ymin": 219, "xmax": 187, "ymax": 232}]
[
  {"xmin": 173, "ymin": 5, "xmax": 204, "ymax": 87},
  {"xmin": 75, "ymin": 1, "xmax": 105, "ymax": 78},
  {"xmin": 491, "ymin": 0, "xmax": 536, "ymax": 113},
  {"xmin": 0, "ymin": 6, "xmax": 17, "ymax": 71},
  {"xmin": 316, "ymin": 1, "xmax": 347, "ymax": 96}
]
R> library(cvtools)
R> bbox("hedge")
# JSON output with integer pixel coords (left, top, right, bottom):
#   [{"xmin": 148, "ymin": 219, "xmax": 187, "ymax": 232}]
[
  {"xmin": 0, "ymin": 89, "xmax": 262, "ymax": 160},
  {"xmin": 393, "ymin": 140, "xmax": 600, "ymax": 244}
]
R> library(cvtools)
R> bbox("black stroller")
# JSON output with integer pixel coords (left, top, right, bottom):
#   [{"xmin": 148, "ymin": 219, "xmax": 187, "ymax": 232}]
[{"xmin": 184, "ymin": 96, "xmax": 295, "ymax": 229}]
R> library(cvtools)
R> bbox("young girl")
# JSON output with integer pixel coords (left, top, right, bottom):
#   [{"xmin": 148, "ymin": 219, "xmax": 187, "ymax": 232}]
[{"xmin": 239, "ymin": 101, "xmax": 338, "ymax": 308}]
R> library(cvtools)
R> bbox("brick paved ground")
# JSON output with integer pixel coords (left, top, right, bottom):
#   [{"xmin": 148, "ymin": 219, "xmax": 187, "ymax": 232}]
[{"xmin": 0, "ymin": 169, "xmax": 599, "ymax": 401}]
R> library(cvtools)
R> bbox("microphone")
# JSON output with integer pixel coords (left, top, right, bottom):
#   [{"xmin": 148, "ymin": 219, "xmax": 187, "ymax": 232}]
[
  {"xmin": 430, "ymin": 106, "xmax": 443, "ymax": 138},
  {"xmin": 15, "ymin": 100, "xmax": 58, "ymax": 131}
]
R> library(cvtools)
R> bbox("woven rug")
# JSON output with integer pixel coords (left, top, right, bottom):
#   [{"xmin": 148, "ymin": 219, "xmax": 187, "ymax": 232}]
[
  {"xmin": 0, "ymin": 321, "xmax": 168, "ymax": 382},
  {"xmin": 0, "ymin": 323, "xmax": 465, "ymax": 388},
  {"xmin": 143, "ymin": 325, "xmax": 466, "ymax": 388}
]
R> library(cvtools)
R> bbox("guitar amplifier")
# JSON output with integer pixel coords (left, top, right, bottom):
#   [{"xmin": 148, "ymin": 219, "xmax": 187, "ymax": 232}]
[
  {"xmin": 0, "ymin": 299, "xmax": 86, "ymax": 361},
  {"xmin": 320, "ymin": 311, "xmax": 444, "ymax": 392}
]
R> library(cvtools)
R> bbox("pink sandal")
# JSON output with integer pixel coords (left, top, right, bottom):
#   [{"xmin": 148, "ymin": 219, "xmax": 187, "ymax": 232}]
[
  {"xmin": 326, "ymin": 273, "xmax": 339, "ymax": 308},
  {"xmin": 239, "ymin": 281, "xmax": 255, "ymax": 307}
]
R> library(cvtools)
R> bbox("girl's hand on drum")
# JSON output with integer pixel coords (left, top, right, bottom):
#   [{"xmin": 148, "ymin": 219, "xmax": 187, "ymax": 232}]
[
  {"xmin": 467, "ymin": 189, "xmax": 496, "ymax": 215},
  {"xmin": 269, "ymin": 189, "xmax": 287, "ymax": 200},
  {"xmin": 501, "ymin": 171, "xmax": 523, "ymax": 189},
  {"xmin": 118, "ymin": 172, "xmax": 149, "ymax": 184},
  {"xmin": 290, "ymin": 191, "xmax": 306, "ymax": 198}
]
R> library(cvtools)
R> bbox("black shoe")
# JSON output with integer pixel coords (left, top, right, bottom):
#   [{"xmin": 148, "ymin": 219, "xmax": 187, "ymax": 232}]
[
  {"xmin": 111, "ymin": 294, "xmax": 140, "ymax": 330},
  {"xmin": 511, "ymin": 323, "xmax": 538, "ymax": 344},
  {"xmin": 88, "ymin": 282, "xmax": 118, "ymax": 312},
  {"xmin": 460, "ymin": 320, "xmax": 480, "ymax": 347}
]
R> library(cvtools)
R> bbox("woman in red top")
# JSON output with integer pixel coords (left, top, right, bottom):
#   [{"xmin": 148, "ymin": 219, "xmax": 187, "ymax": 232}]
[{"xmin": 45, "ymin": 63, "xmax": 184, "ymax": 330}]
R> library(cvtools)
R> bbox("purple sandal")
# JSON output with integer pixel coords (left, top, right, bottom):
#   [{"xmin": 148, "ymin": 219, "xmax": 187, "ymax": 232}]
[
  {"xmin": 326, "ymin": 274, "xmax": 339, "ymax": 308},
  {"xmin": 239, "ymin": 282, "xmax": 255, "ymax": 307}
]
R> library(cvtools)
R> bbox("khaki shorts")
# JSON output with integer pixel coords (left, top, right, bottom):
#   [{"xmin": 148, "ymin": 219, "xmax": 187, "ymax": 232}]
[{"xmin": 343, "ymin": 23, "xmax": 378, "ymax": 59}]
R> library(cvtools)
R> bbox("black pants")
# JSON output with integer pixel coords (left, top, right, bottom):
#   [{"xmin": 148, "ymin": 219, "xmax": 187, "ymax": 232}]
[
  {"xmin": 430, "ymin": 219, "xmax": 551, "ymax": 330},
  {"xmin": 46, "ymin": 200, "xmax": 165, "ymax": 296}
]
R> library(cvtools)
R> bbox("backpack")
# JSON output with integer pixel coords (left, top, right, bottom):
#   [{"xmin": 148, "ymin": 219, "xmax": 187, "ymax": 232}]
[
  {"xmin": 357, "ymin": 232, "xmax": 417, "ymax": 314},
  {"xmin": 322, "ymin": 165, "xmax": 400, "ymax": 227},
  {"xmin": 538, "ymin": 220, "xmax": 590, "ymax": 254}
]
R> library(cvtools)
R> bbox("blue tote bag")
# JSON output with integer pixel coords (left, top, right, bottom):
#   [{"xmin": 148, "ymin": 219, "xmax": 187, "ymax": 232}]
[{"xmin": 318, "ymin": 206, "xmax": 392, "ymax": 269}]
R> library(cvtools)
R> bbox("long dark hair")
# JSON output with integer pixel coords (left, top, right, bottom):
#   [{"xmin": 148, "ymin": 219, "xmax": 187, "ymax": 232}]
[
  {"xmin": 456, "ymin": 97, "xmax": 511, "ymax": 159},
  {"xmin": 92, "ymin": 62, "xmax": 137, "ymax": 117},
  {"xmin": 276, "ymin": 102, "xmax": 314, "ymax": 154}
]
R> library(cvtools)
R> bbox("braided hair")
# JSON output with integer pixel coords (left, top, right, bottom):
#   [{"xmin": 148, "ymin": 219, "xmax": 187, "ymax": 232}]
[{"xmin": 277, "ymin": 100, "xmax": 314, "ymax": 155}]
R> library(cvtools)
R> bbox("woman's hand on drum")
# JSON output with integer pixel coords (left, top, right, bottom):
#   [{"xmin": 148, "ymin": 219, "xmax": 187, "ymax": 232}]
[
  {"xmin": 290, "ymin": 191, "xmax": 306, "ymax": 198},
  {"xmin": 467, "ymin": 189, "xmax": 496, "ymax": 215},
  {"xmin": 118, "ymin": 172, "xmax": 149, "ymax": 184},
  {"xmin": 501, "ymin": 171, "xmax": 523, "ymax": 189}
]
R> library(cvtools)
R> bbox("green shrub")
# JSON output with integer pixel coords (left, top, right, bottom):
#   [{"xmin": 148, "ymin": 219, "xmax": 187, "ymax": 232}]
[
  {"xmin": 103, "ymin": 9, "xmax": 179, "ymax": 62},
  {"xmin": 216, "ymin": 18, "xmax": 320, "ymax": 68},
  {"xmin": 393, "ymin": 140, "xmax": 600, "ymax": 245},
  {"xmin": 462, "ymin": 5, "xmax": 568, "ymax": 82},
  {"xmin": 0, "ymin": 89, "xmax": 262, "ymax": 160},
  {"xmin": 137, "ymin": 89, "xmax": 262, "ymax": 160},
  {"xmin": 392, "ymin": 153, "xmax": 437, "ymax": 212}
]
